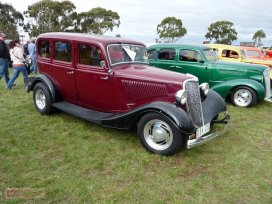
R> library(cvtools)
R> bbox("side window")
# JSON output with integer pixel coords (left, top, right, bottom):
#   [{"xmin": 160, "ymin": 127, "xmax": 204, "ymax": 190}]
[
  {"xmin": 246, "ymin": 50, "xmax": 261, "ymax": 57},
  {"xmin": 54, "ymin": 41, "xmax": 72, "ymax": 62},
  {"xmin": 179, "ymin": 50, "xmax": 200, "ymax": 62},
  {"xmin": 148, "ymin": 50, "xmax": 157, "ymax": 60},
  {"xmin": 222, "ymin": 49, "xmax": 239, "ymax": 59},
  {"xmin": 38, "ymin": 40, "xmax": 50, "ymax": 59},
  {"xmin": 79, "ymin": 44, "xmax": 103, "ymax": 67},
  {"xmin": 158, "ymin": 49, "xmax": 176, "ymax": 60}
]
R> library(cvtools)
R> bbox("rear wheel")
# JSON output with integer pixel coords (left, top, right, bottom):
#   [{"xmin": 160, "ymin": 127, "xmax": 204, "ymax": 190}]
[
  {"xmin": 137, "ymin": 113, "xmax": 185, "ymax": 156},
  {"xmin": 33, "ymin": 82, "xmax": 56, "ymax": 115},
  {"xmin": 230, "ymin": 86, "xmax": 257, "ymax": 107}
]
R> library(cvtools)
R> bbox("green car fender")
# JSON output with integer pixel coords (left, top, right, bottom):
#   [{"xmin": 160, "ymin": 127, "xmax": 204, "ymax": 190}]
[{"xmin": 210, "ymin": 79, "xmax": 265, "ymax": 100}]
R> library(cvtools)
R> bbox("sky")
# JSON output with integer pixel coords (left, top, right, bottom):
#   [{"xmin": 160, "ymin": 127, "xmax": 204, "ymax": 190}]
[{"xmin": 2, "ymin": 0, "xmax": 272, "ymax": 46}]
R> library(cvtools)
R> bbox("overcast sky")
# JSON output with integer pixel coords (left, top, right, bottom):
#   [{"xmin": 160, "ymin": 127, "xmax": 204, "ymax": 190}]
[{"xmin": 2, "ymin": 0, "xmax": 272, "ymax": 46}]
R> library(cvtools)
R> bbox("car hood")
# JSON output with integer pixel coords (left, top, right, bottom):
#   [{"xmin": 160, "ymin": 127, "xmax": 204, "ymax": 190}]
[
  {"xmin": 212, "ymin": 60, "xmax": 268, "ymax": 72},
  {"xmin": 113, "ymin": 63, "xmax": 196, "ymax": 84}
]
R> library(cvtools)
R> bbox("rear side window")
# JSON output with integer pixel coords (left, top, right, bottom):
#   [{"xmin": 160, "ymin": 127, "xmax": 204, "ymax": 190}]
[
  {"xmin": 54, "ymin": 41, "xmax": 72, "ymax": 62},
  {"xmin": 79, "ymin": 44, "xmax": 103, "ymax": 67},
  {"xmin": 147, "ymin": 50, "xmax": 157, "ymax": 59},
  {"xmin": 38, "ymin": 40, "xmax": 50, "ymax": 59},
  {"xmin": 158, "ymin": 48, "xmax": 176, "ymax": 60}
]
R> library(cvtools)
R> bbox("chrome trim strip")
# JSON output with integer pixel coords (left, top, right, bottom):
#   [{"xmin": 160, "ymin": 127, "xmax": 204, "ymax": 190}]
[{"xmin": 187, "ymin": 113, "xmax": 231, "ymax": 149}]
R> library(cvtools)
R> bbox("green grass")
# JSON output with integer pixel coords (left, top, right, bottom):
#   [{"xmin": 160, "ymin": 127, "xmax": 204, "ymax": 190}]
[{"xmin": 0, "ymin": 68, "xmax": 271, "ymax": 203}]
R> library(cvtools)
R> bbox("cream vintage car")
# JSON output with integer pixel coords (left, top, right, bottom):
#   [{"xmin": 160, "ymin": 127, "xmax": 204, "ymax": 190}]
[{"xmin": 207, "ymin": 44, "xmax": 272, "ymax": 87}]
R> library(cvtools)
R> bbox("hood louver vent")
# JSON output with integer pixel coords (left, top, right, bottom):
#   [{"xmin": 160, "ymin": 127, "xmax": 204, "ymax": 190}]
[{"xmin": 122, "ymin": 80, "xmax": 168, "ymax": 102}]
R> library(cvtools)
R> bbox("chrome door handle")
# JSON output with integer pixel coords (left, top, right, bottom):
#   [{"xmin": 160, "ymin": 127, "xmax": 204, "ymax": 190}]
[
  {"xmin": 175, "ymin": 66, "xmax": 182, "ymax": 69},
  {"xmin": 169, "ymin": 66, "xmax": 176, "ymax": 68},
  {"xmin": 67, "ymin": 71, "xmax": 74, "ymax": 74},
  {"xmin": 101, "ymin": 76, "xmax": 109, "ymax": 80}
]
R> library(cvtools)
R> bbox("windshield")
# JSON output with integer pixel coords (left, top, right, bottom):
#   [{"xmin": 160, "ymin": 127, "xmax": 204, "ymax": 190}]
[
  {"xmin": 108, "ymin": 44, "xmax": 148, "ymax": 65},
  {"xmin": 203, "ymin": 49, "xmax": 217, "ymax": 62}
]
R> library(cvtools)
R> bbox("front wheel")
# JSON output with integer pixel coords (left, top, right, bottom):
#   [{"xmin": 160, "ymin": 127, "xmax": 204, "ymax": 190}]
[
  {"xmin": 137, "ymin": 113, "xmax": 185, "ymax": 156},
  {"xmin": 33, "ymin": 82, "xmax": 56, "ymax": 115},
  {"xmin": 230, "ymin": 86, "xmax": 257, "ymax": 108}
]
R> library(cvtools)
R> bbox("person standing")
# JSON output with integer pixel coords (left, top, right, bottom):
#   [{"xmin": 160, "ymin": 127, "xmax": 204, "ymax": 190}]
[
  {"xmin": 23, "ymin": 40, "xmax": 30, "ymax": 55},
  {"xmin": 6, "ymin": 40, "xmax": 29, "ymax": 90},
  {"xmin": 28, "ymin": 37, "xmax": 37, "ymax": 74},
  {"xmin": 0, "ymin": 33, "xmax": 10, "ymax": 85}
]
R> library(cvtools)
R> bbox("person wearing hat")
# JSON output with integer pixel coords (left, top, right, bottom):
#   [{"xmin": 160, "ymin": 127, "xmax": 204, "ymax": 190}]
[
  {"xmin": 0, "ymin": 33, "xmax": 10, "ymax": 85},
  {"xmin": 28, "ymin": 37, "xmax": 37, "ymax": 74}
]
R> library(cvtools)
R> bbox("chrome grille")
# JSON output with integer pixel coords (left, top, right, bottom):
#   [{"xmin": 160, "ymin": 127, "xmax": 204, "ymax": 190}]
[
  {"xmin": 184, "ymin": 81, "xmax": 204, "ymax": 128},
  {"xmin": 263, "ymin": 68, "xmax": 271, "ymax": 99}
]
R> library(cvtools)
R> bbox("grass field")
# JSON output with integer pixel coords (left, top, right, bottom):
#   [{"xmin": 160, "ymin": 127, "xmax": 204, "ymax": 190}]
[{"xmin": 0, "ymin": 69, "xmax": 271, "ymax": 203}]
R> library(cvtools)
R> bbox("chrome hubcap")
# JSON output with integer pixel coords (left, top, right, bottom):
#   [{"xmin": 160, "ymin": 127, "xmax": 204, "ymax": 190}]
[
  {"xmin": 35, "ymin": 89, "xmax": 46, "ymax": 109},
  {"xmin": 234, "ymin": 89, "xmax": 252, "ymax": 107},
  {"xmin": 143, "ymin": 119, "xmax": 173, "ymax": 150}
]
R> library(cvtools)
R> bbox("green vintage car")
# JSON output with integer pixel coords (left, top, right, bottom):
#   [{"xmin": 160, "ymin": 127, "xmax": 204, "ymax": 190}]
[{"xmin": 147, "ymin": 44, "xmax": 271, "ymax": 107}]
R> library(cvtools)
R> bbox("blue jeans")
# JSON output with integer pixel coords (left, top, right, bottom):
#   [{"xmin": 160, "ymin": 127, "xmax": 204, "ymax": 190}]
[
  {"xmin": 7, "ymin": 65, "xmax": 29, "ymax": 88},
  {"xmin": 0, "ymin": 58, "xmax": 10, "ymax": 84},
  {"xmin": 30, "ymin": 56, "xmax": 38, "ymax": 74}
]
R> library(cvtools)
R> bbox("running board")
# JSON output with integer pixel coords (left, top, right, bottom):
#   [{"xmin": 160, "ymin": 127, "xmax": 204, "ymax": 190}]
[{"xmin": 52, "ymin": 101, "xmax": 112, "ymax": 124}]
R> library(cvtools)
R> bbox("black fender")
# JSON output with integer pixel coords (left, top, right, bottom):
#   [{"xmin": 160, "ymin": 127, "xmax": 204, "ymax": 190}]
[
  {"xmin": 102, "ymin": 101, "xmax": 195, "ymax": 134},
  {"xmin": 27, "ymin": 74, "xmax": 63, "ymax": 103},
  {"xmin": 202, "ymin": 89, "xmax": 227, "ymax": 124}
]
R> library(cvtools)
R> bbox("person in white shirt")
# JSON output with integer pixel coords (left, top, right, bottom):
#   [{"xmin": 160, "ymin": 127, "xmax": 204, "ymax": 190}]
[{"xmin": 6, "ymin": 40, "xmax": 29, "ymax": 90}]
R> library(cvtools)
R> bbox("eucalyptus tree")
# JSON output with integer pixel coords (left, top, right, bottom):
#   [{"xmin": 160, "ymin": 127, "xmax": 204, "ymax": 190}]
[
  {"xmin": 156, "ymin": 17, "xmax": 187, "ymax": 43},
  {"xmin": 205, "ymin": 20, "xmax": 237, "ymax": 45},
  {"xmin": 0, "ymin": 2, "xmax": 24, "ymax": 39},
  {"xmin": 252, "ymin": 30, "xmax": 266, "ymax": 47},
  {"xmin": 23, "ymin": 0, "xmax": 77, "ymax": 37},
  {"xmin": 76, "ymin": 7, "xmax": 120, "ymax": 35}
]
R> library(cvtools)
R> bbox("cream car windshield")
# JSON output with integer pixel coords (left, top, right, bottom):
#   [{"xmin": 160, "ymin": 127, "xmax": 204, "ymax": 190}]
[
  {"xmin": 203, "ymin": 49, "xmax": 218, "ymax": 62},
  {"xmin": 108, "ymin": 44, "xmax": 148, "ymax": 65}
]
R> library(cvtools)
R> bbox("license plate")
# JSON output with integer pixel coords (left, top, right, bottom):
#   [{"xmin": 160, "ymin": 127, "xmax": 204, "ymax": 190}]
[{"xmin": 196, "ymin": 123, "xmax": 210, "ymax": 138}]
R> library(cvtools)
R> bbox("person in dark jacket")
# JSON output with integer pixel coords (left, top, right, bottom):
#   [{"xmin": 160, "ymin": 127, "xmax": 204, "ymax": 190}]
[
  {"xmin": 0, "ymin": 33, "xmax": 10, "ymax": 85},
  {"xmin": 23, "ymin": 40, "xmax": 30, "ymax": 55}
]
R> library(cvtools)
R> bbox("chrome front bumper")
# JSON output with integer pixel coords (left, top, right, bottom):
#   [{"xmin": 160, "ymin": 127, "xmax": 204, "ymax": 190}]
[{"xmin": 187, "ymin": 113, "xmax": 231, "ymax": 149}]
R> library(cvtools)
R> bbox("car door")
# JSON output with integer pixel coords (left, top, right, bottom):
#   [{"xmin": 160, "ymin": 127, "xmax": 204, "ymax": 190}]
[
  {"xmin": 74, "ymin": 42, "xmax": 116, "ymax": 111},
  {"xmin": 51, "ymin": 40, "xmax": 77, "ymax": 103}
]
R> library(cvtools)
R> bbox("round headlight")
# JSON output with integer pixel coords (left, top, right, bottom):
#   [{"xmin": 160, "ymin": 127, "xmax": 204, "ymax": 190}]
[
  {"xmin": 175, "ymin": 90, "xmax": 188, "ymax": 105},
  {"xmin": 199, "ymin": 83, "xmax": 209, "ymax": 95}
]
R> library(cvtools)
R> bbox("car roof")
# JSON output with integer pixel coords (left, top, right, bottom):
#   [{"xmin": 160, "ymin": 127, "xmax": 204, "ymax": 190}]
[
  {"xmin": 147, "ymin": 43, "xmax": 212, "ymax": 51},
  {"xmin": 37, "ymin": 32, "xmax": 145, "ymax": 47},
  {"xmin": 239, "ymin": 46, "xmax": 261, "ymax": 51},
  {"xmin": 206, "ymin": 44, "xmax": 243, "ymax": 51}
]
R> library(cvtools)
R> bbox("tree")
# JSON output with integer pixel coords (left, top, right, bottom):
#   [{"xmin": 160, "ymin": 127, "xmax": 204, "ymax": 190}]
[
  {"xmin": 252, "ymin": 30, "xmax": 266, "ymax": 47},
  {"xmin": 157, "ymin": 17, "xmax": 187, "ymax": 43},
  {"xmin": 23, "ymin": 0, "xmax": 77, "ymax": 37},
  {"xmin": 0, "ymin": 2, "xmax": 24, "ymax": 39},
  {"xmin": 76, "ymin": 7, "xmax": 120, "ymax": 35},
  {"xmin": 205, "ymin": 20, "xmax": 237, "ymax": 45}
]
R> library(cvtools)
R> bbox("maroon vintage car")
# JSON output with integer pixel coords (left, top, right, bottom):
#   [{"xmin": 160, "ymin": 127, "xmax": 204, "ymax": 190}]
[{"xmin": 27, "ymin": 33, "xmax": 230, "ymax": 156}]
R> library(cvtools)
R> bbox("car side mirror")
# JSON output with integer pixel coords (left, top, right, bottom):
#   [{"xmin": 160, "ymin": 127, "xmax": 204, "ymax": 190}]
[
  {"xmin": 100, "ymin": 61, "xmax": 107, "ymax": 69},
  {"xmin": 199, "ymin": 60, "xmax": 205, "ymax": 64}
]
